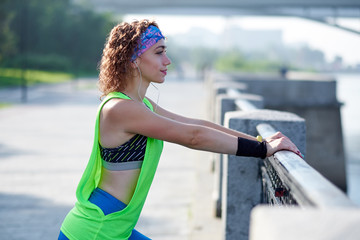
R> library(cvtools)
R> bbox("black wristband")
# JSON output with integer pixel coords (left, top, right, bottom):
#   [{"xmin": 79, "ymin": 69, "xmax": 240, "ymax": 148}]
[{"xmin": 236, "ymin": 137, "xmax": 267, "ymax": 159}]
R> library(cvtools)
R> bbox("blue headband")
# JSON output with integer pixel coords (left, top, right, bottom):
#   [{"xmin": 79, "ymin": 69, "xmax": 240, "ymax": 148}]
[{"xmin": 131, "ymin": 25, "xmax": 165, "ymax": 61}]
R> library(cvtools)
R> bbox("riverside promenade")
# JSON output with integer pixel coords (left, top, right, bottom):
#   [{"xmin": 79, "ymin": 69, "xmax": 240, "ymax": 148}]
[{"xmin": 0, "ymin": 77, "xmax": 221, "ymax": 239}]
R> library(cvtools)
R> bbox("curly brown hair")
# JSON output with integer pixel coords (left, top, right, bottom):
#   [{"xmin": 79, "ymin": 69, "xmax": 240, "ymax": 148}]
[{"xmin": 98, "ymin": 19, "xmax": 160, "ymax": 97}]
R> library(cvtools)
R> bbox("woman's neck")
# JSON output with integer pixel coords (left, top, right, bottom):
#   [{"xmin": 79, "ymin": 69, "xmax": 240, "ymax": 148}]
[{"xmin": 123, "ymin": 77, "xmax": 149, "ymax": 103}]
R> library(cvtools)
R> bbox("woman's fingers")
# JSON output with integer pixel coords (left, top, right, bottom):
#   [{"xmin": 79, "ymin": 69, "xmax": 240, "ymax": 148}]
[
  {"xmin": 265, "ymin": 131, "xmax": 285, "ymax": 141},
  {"xmin": 283, "ymin": 138, "xmax": 304, "ymax": 159},
  {"xmin": 266, "ymin": 137, "xmax": 304, "ymax": 159},
  {"xmin": 263, "ymin": 132, "xmax": 304, "ymax": 159}
]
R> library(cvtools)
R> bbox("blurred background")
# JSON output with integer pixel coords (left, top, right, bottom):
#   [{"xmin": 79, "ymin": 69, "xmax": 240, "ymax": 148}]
[
  {"xmin": 1, "ymin": 0, "xmax": 359, "ymax": 83},
  {"xmin": 1, "ymin": 0, "xmax": 359, "ymax": 198},
  {"xmin": 1, "ymin": 0, "xmax": 359, "ymax": 184},
  {"xmin": 0, "ymin": 0, "xmax": 359, "ymax": 238}
]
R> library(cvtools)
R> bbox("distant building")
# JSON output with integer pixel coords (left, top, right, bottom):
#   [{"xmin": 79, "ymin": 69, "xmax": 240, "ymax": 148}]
[
  {"xmin": 222, "ymin": 25, "xmax": 283, "ymax": 52},
  {"xmin": 169, "ymin": 25, "xmax": 333, "ymax": 72},
  {"xmin": 171, "ymin": 27, "xmax": 220, "ymax": 48},
  {"xmin": 170, "ymin": 25, "xmax": 283, "ymax": 51},
  {"xmin": 331, "ymin": 55, "xmax": 343, "ymax": 71}
]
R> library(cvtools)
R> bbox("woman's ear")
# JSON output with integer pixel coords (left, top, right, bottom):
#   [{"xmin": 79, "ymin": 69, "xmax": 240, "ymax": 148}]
[
  {"xmin": 131, "ymin": 60, "xmax": 140, "ymax": 69},
  {"xmin": 131, "ymin": 61, "xmax": 137, "ymax": 69}
]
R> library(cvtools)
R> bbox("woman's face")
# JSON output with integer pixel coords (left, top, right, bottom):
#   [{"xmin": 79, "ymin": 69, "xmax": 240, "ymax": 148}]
[{"xmin": 137, "ymin": 39, "xmax": 171, "ymax": 84}]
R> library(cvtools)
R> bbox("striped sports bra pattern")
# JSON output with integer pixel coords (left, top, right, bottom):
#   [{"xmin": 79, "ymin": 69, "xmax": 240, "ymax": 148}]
[{"xmin": 99, "ymin": 134, "xmax": 147, "ymax": 170}]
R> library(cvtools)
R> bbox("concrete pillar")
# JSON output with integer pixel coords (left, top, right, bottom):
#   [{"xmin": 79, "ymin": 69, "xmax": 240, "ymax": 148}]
[
  {"xmin": 222, "ymin": 109, "xmax": 305, "ymax": 240},
  {"xmin": 209, "ymin": 82, "xmax": 247, "ymax": 122},
  {"xmin": 213, "ymin": 95, "xmax": 237, "ymax": 217},
  {"xmin": 213, "ymin": 94, "xmax": 264, "ymax": 218}
]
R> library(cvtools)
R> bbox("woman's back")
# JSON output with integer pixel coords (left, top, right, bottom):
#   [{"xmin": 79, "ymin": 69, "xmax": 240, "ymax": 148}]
[{"xmin": 98, "ymin": 98, "xmax": 146, "ymax": 204}]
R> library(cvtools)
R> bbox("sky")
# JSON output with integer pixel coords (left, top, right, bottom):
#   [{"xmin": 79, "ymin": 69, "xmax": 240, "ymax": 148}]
[{"xmin": 124, "ymin": 14, "xmax": 360, "ymax": 66}]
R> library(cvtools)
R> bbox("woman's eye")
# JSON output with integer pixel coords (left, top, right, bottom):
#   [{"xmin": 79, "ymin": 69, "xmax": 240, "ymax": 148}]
[{"xmin": 156, "ymin": 49, "xmax": 167, "ymax": 55}]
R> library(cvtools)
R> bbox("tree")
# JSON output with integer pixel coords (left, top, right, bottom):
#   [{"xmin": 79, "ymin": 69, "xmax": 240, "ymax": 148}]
[
  {"xmin": 0, "ymin": 0, "xmax": 16, "ymax": 62},
  {"xmin": 215, "ymin": 49, "xmax": 246, "ymax": 72},
  {"xmin": 0, "ymin": 0, "xmax": 116, "ymax": 73}
]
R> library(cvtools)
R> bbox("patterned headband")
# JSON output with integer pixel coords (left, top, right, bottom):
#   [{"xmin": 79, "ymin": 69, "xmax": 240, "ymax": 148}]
[{"xmin": 131, "ymin": 25, "xmax": 165, "ymax": 61}]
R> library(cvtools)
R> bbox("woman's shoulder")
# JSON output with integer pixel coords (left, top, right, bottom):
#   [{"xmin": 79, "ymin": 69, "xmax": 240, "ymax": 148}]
[
  {"xmin": 103, "ymin": 98, "xmax": 132, "ymax": 114},
  {"xmin": 102, "ymin": 98, "xmax": 150, "ymax": 121}
]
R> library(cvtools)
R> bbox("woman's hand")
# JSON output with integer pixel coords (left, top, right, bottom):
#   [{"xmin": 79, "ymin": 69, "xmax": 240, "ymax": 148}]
[{"xmin": 264, "ymin": 132, "xmax": 304, "ymax": 158}]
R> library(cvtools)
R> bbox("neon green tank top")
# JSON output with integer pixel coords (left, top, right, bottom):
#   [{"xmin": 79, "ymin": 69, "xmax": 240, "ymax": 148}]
[{"xmin": 60, "ymin": 92, "xmax": 163, "ymax": 239}]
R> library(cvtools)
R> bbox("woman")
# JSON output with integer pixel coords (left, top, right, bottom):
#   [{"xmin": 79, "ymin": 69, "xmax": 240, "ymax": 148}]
[{"xmin": 59, "ymin": 19, "xmax": 301, "ymax": 240}]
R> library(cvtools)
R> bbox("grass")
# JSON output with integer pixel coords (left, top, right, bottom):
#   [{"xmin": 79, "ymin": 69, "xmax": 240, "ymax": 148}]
[
  {"xmin": 0, "ymin": 103, "xmax": 11, "ymax": 109},
  {"xmin": 0, "ymin": 68, "xmax": 74, "ymax": 88}
]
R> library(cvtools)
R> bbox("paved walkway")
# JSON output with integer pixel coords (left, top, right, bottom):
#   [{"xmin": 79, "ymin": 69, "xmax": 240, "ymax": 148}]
[{"xmin": 0, "ymin": 77, "xmax": 221, "ymax": 239}]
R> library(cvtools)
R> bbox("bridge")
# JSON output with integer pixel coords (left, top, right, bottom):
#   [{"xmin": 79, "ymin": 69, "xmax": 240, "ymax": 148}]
[{"xmin": 83, "ymin": 0, "xmax": 360, "ymax": 34}]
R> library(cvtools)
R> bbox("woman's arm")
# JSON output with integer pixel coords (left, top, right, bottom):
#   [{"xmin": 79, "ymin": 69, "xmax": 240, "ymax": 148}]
[
  {"xmin": 148, "ymin": 99, "xmax": 303, "ymax": 158},
  {"xmin": 105, "ymin": 99, "xmax": 237, "ymax": 155},
  {"xmin": 147, "ymin": 98, "xmax": 256, "ymax": 141},
  {"xmin": 106, "ymin": 99, "xmax": 302, "ymax": 158}
]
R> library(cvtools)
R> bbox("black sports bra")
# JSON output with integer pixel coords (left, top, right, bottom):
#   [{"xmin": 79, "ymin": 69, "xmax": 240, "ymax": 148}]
[{"xmin": 99, "ymin": 134, "xmax": 147, "ymax": 171}]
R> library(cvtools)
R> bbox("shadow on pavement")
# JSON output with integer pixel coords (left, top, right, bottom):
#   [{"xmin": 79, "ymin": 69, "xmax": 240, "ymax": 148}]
[
  {"xmin": 0, "ymin": 143, "xmax": 37, "ymax": 159},
  {"xmin": 0, "ymin": 192, "xmax": 72, "ymax": 240},
  {"xmin": 0, "ymin": 79, "xmax": 101, "ymax": 106}
]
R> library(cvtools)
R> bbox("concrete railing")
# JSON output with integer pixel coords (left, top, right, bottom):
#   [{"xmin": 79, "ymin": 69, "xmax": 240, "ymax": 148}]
[
  {"xmin": 257, "ymin": 123, "xmax": 355, "ymax": 208},
  {"xmin": 251, "ymin": 123, "xmax": 359, "ymax": 240},
  {"xmin": 227, "ymin": 73, "xmax": 347, "ymax": 192},
  {"xmin": 207, "ymin": 73, "xmax": 359, "ymax": 240}
]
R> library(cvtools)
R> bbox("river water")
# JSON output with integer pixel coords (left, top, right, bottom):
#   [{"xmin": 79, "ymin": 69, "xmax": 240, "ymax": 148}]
[{"xmin": 333, "ymin": 73, "xmax": 360, "ymax": 205}]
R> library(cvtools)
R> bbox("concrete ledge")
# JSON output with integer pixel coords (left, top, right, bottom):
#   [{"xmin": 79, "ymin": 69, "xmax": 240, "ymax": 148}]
[
  {"xmin": 250, "ymin": 206, "xmax": 360, "ymax": 240},
  {"xmin": 231, "ymin": 78, "xmax": 338, "ymax": 107},
  {"xmin": 224, "ymin": 109, "xmax": 306, "ymax": 155},
  {"xmin": 212, "ymin": 81, "xmax": 248, "ymax": 95}
]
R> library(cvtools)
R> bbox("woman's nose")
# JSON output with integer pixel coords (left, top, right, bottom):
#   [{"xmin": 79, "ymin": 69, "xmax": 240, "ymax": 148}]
[{"xmin": 164, "ymin": 55, "xmax": 171, "ymax": 66}]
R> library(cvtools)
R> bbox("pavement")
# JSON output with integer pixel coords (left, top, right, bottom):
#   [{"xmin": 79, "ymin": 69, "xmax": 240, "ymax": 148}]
[{"xmin": 0, "ymin": 77, "xmax": 222, "ymax": 239}]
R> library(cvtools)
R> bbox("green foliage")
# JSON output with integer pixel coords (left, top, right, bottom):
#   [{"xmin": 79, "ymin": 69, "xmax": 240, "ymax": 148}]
[
  {"xmin": 0, "ymin": 68, "xmax": 74, "ymax": 88},
  {"xmin": 215, "ymin": 49, "xmax": 284, "ymax": 73},
  {"xmin": 3, "ymin": 54, "xmax": 73, "ymax": 71},
  {"xmin": 0, "ymin": 0, "xmax": 116, "ymax": 74},
  {"xmin": 215, "ymin": 49, "xmax": 246, "ymax": 72},
  {"xmin": 0, "ymin": 0, "xmax": 17, "ymax": 62},
  {"xmin": 166, "ymin": 42, "xmax": 288, "ymax": 74},
  {"xmin": 0, "ymin": 103, "xmax": 12, "ymax": 109}
]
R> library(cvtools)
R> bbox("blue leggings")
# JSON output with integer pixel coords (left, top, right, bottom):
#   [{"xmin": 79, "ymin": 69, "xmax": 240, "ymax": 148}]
[{"xmin": 58, "ymin": 188, "xmax": 150, "ymax": 240}]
